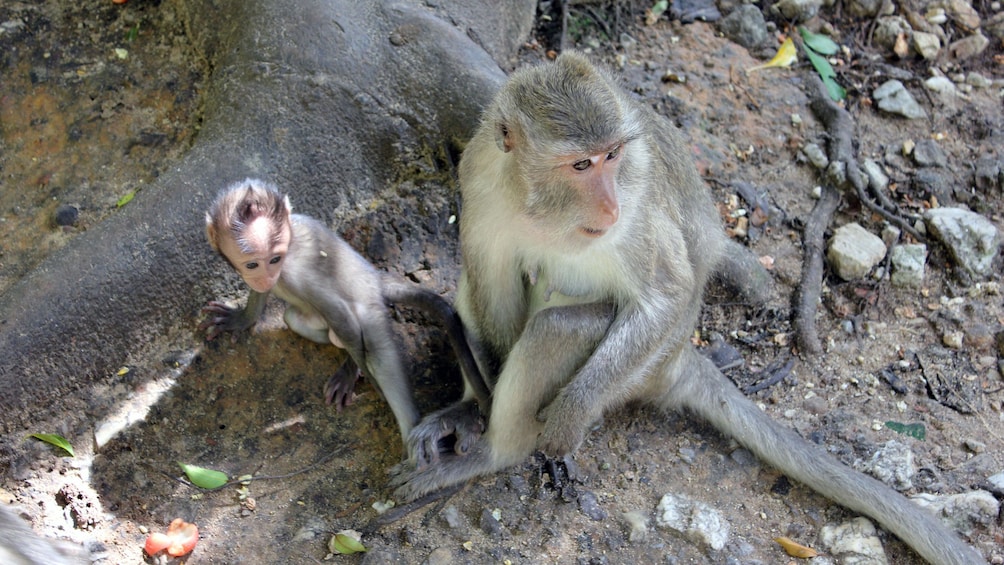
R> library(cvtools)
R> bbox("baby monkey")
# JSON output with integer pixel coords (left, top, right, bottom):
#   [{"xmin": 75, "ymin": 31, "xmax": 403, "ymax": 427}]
[{"xmin": 201, "ymin": 179, "xmax": 489, "ymax": 461}]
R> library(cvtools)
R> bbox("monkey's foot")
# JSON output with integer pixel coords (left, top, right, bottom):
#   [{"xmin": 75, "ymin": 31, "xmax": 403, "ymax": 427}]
[
  {"xmin": 408, "ymin": 400, "xmax": 485, "ymax": 467},
  {"xmin": 389, "ymin": 443, "xmax": 492, "ymax": 502},
  {"xmin": 536, "ymin": 452, "xmax": 581, "ymax": 502},
  {"xmin": 323, "ymin": 360, "xmax": 361, "ymax": 411},
  {"xmin": 536, "ymin": 394, "xmax": 589, "ymax": 456}
]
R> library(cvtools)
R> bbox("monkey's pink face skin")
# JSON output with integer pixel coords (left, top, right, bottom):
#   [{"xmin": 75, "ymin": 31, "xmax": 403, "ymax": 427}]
[
  {"xmin": 220, "ymin": 216, "xmax": 291, "ymax": 293},
  {"xmin": 564, "ymin": 143, "xmax": 622, "ymax": 238}
]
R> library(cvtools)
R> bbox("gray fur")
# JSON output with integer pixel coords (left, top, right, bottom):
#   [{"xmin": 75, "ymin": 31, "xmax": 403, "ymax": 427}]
[
  {"xmin": 203, "ymin": 180, "xmax": 488, "ymax": 462},
  {"xmin": 394, "ymin": 53, "xmax": 985, "ymax": 565}
]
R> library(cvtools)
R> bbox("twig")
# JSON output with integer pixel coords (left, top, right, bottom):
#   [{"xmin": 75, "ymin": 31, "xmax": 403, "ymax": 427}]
[
  {"xmin": 559, "ymin": 0, "xmax": 570, "ymax": 51},
  {"xmin": 360, "ymin": 483, "xmax": 465, "ymax": 534},
  {"xmin": 795, "ymin": 72, "xmax": 923, "ymax": 354},
  {"xmin": 157, "ymin": 447, "xmax": 346, "ymax": 491},
  {"xmin": 742, "ymin": 356, "xmax": 795, "ymax": 395}
]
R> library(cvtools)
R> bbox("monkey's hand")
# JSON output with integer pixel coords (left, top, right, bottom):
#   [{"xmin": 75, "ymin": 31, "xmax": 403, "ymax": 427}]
[
  {"xmin": 408, "ymin": 400, "xmax": 485, "ymax": 468},
  {"xmin": 536, "ymin": 396, "xmax": 589, "ymax": 457},
  {"xmin": 324, "ymin": 358, "xmax": 360, "ymax": 411},
  {"xmin": 199, "ymin": 300, "xmax": 256, "ymax": 341}
]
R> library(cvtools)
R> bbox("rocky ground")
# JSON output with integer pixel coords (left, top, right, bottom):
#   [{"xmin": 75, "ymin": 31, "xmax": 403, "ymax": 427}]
[{"xmin": 0, "ymin": 0, "xmax": 1002, "ymax": 564}]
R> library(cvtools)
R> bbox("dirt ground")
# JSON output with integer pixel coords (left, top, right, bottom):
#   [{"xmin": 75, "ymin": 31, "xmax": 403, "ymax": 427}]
[{"xmin": 0, "ymin": 0, "xmax": 1002, "ymax": 564}]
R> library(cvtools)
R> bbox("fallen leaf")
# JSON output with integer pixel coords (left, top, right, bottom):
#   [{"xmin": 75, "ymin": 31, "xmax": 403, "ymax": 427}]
[
  {"xmin": 28, "ymin": 433, "xmax": 74, "ymax": 457},
  {"xmin": 774, "ymin": 536, "xmax": 819, "ymax": 558},
  {"xmin": 798, "ymin": 27, "xmax": 840, "ymax": 55},
  {"xmin": 116, "ymin": 190, "xmax": 136, "ymax": 207},
  {"xmin": 747, "ymin": 38, "xmax": 796, "ymax": 73},
  {"xmin": 178, "ymin": 462, "xmax": 229, "ymax": 489},
  {"xmin": 328, "ymin": 530, "xmax": 366, "ymax": 554},
  {"xmin": 645, "ymin": 0, "xmax": 669, "ymax": 25},
  {"xmin": 885, "ymin": 421, "xmax": 926, "ymax": 440}
]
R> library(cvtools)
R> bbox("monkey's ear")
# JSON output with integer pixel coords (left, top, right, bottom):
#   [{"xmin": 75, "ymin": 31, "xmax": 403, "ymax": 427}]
[
  {"xmin": 205, "ymin": 212, "xmax": 220, "ymax": 252},
  {"xmin": 282, "ymin": 194, "xmax": 293, "ymax": 215},
  {"xmin": 494, "ymin": 122, "xmax": 514, "ymax": 153}
]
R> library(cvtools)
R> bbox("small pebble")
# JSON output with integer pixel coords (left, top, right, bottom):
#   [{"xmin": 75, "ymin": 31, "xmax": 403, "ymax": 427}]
[
  {"xmin": 942, "ymin": 331, "xmax": 964, "ymax": 349},
  {"xmin": 964, "ymin": 439, "xmax": 986, "ymax": 453}
]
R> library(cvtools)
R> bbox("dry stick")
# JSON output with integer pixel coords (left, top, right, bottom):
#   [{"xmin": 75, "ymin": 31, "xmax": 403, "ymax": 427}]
[
  {"xmin": 559, "ymin": 0, "xmax": 570, "ymax": 51},
  {"xmin": 361, "ymin": 483, "xmax": 464, "ymax": 534}
]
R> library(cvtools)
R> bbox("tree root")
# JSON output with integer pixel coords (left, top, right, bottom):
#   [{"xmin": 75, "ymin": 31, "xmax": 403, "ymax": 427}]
[{"xmin": 795, "ymin": 75, "xmax": 925, "ymax": 354}]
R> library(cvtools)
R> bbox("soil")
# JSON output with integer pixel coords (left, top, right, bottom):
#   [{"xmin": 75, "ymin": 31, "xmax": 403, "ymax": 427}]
[{"xmin": 0, "ymin": 1, "xmax": 1002, "ymax": 564}]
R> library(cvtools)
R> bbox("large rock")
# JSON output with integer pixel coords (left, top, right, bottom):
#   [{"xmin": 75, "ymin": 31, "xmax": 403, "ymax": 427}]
[{"xmin": 0, "ymin": 0, "xmax": 535, "ymax": 463}]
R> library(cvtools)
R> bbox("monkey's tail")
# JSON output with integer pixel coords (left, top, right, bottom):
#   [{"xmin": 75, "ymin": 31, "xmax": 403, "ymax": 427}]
[
  {"xmin": 675, "ymin": 350, "xmax": 986, "ymax": 565},
  {"xmin": 382, "ymin": 279, "xmax": 493, "ymax": 411}
]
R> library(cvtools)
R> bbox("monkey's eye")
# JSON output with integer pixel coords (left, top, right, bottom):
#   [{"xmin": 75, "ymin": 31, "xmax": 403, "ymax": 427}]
[
  {"xmin": 245, "ymin": 261, "xmax": 259, "ymax": 270},
  {"xmin": 572, "ymin": 159, "xmax": 591, "ymax": 171},
  {"xmin": 269, "ymin": 255, "xmax": 283, "ymax": 265},
  {"xmin": 607, "ymin": 145, "xmax": 621, "ymax": 160}
]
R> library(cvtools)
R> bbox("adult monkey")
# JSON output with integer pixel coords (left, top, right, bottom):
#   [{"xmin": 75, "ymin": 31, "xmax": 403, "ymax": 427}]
[{"xmin": 394, "ymin": 53, "xmax": 985, "ymax": 565}]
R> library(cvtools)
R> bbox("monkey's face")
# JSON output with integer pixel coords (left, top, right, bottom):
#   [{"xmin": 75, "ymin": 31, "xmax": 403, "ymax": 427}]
[
  {"xmin": 219, "ymin": 216, "xmax": 291, "ymax": 294},
  {"xmin": 524, "ymin": 142, "xmax": 623, "ymax": 245}
]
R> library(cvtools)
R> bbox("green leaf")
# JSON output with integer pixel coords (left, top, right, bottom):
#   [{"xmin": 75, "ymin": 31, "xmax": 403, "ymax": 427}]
[
  {"xmin": 28, "ymin": 433, "xmax": 74, "ymax": 456},
  {"xmin": 651, "ymin": 0, "xmax": 668, "ymax": 17},
  {"xmin": 178, "ymin": 462, "xmax": 229, "ymax": 489},
  {"xmin": 822, "ymin": 76, "xmax": 847, "ymax": 102},
  {"xmin": 798, "ymin": 27, "xmax": 839, "ymax": 56},
  {"xmin": 801, "ymin": 45, "xmax": 846, "ymax": 101},
  {"xmin": 884, "ymin": 421, "xmax": 926, "ymax": 441},
  {"xmin": 116, "ymin": 190, "xmax": 136, "ymax": 207},
  {"xmin": 328, "ymin": 531, "xmax": 367, "ymax": 554},
  {"xmin": 802, "ymin": 45, "xmax": 835, "ymax": 80}
]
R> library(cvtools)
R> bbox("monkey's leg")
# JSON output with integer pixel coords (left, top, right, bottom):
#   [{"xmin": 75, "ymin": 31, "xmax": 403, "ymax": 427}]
[
  {"xmin": 394, "ymin": 303, "xmax": 613, "ymax": 501},
  {"xmin": 713, "ymin": 239, "xmax": 775, "ymax": 305},
  {"xmin": 357, "ymin": 319, "xmax": 420, "ymax": 458},
  {"xmin": 665, "ymin": 348, "xmax": 986, "ymax": 565},
  {"xmin": 283, "ymin": 306, "xmax": 334, "ymax": 345}
]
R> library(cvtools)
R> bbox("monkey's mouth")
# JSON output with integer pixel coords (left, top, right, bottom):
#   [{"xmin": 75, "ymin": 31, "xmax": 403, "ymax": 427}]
[{"xmin": 579, "ymin": 226, "xmax": 606, "ymax": 238}]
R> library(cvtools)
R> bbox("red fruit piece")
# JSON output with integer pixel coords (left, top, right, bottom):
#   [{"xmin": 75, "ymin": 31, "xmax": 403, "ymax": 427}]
[{"xmin": 144, "ymin": 518, "xmax": 199, "ymax": 557}]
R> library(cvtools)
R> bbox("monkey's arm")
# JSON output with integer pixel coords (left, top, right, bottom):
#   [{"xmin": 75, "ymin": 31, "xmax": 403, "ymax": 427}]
[
  {"xmin": 536, "ymin": 293, "xmax": 688, "ymax": 456},
  {"xmin": 393, "ymin": 303, "xmax": 613, "ymax": 500},
  {"xmin": 199, "ymin": 290, "xmax": 269, "ymax": 341}
]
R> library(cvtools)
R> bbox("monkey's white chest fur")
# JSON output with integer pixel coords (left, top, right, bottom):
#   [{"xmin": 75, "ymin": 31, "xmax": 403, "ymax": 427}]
[{"xmin": 522, "ymin": 242, "xmax": 628, "ymax": 313}]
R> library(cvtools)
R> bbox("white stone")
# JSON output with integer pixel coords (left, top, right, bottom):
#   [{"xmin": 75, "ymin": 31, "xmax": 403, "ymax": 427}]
[
  {"xmin": 890, "ymin": 244, "xmax": 927, "ymax": 288},
  {"xmin": 655, "ymin": 493, "xmax": 730, "ymax": 550},
  {"xmin": 819, "ymin": 517, "xmax": 889, "ymax": 565},
  {"xmin": 911, "ymin": 490, "xmax": 1000, "ymax": 534},
  {"xmin": 912, "ymin": 31, "xmax": 941, "ymax": 59},
  {"xmin": 828, "ymin": 223, "xmax": 888, "ymax": 280},
  {"xmin": 924, "ymin": 208, "xmax": 1000, "ymax": 277}
]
